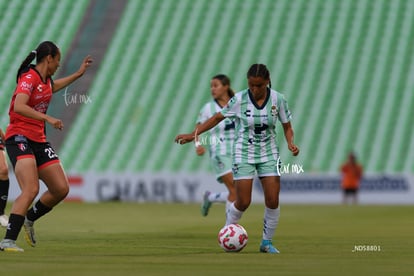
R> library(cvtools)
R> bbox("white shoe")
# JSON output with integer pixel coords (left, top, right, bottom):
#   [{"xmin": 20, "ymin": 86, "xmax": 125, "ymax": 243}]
[
  {"xmin": 0, "ymin": 239, "xmax": 24, "ymax": 252},
  {"xmin": 0, "ymin": 214, "xmax": 8, "ymax": 228},
  {"xmin": 23, "ymin": 218, "xmax": 36, "ymax": 247}
]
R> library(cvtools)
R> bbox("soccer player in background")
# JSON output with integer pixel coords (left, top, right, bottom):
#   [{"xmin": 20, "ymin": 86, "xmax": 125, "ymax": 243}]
[
  {"xmin": 0, "ymin": 128, "xmax": 10, "ymax": 228},
  {"xmin": 176, "ymin": 64, "xmax": 299, "ymax": 254},
  {"xmin": 340, "ymin": 152, "xmax": 363, "ymax": 204},
  {"xmin": 195, "ymin": 74, "xmax": 236, "ymax": 218},
  {"xmin": 0, "ymin": 41, "xmax": 92, "ymax": 252}
]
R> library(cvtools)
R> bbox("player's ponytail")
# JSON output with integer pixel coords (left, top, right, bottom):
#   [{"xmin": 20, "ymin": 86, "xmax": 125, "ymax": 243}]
[
  {"xmin": 16, "ymin": 41, "xmax": 59, "ymax": 83},
  {"xmin": 16, "ymin": 51, "xmax": 36, "ymax": 83},
  {"xmin": 212, "ymin": 74, "xmax": 235, "ymax": 98},
  {"xmin": 247, "ymin": 64, "xmax": 271, "ymax": 88}
]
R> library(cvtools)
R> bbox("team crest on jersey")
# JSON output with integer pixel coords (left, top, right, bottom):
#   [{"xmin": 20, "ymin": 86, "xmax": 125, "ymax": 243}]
[
  {"xmin": 17, "ymin": 143, "xmax": 27, "ymax": 152},
  {"xmin": 37, "ymin": 84, "xmax": 43, "ymax": 92},
  {"xmin": 271, "ymin": 105, "xmax": 278, "ymax": 117}
]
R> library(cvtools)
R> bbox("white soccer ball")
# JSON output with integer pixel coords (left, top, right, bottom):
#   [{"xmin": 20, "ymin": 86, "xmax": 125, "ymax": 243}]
[{"xmin": 218, "ymin": 223, "xmax": 248, "ymax": 252}]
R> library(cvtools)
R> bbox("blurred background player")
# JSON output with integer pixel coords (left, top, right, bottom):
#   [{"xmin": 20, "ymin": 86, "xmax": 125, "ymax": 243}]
[
  {"xmin": 0, "ymin": 41, "xmax": 92, "ymax": 252},
  {"xmin": 195, "ymin": 74, "xmax": 236, "ymax": 218},
  {"xmin": 0, "ymin": 128, "xmax": 10, "ymax": 228},
  {"xmin": 340, "ymin": 152, "xmax": 363, "ymax": 205},
  {"xmin": 176, "ymin": 64, "xmax": 299, "ymax": 254}
]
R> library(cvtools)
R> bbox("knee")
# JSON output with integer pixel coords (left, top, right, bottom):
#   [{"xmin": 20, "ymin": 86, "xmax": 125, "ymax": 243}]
[
  {"xmin": 235, "ymin": 197, "xmax": 251, "ymax": 211},
  {"xmin": 54, "ymin": 184, "xmax": 69, "ymax": 200}
]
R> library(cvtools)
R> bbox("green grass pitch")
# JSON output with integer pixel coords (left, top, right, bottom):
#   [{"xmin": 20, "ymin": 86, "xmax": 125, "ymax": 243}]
[{"xmin": 1, "ymin": 203, "xmax": 413, "ymax": 275}]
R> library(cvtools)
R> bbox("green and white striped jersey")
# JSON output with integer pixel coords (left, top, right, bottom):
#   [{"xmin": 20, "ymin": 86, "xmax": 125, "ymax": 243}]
[
  {"xmin": 220, "ymin": 88, "xmax": 292, "ymax": 164},
  {"xmin": 197, "ymin": 100, "xmax": 235, "ymax": 158}
]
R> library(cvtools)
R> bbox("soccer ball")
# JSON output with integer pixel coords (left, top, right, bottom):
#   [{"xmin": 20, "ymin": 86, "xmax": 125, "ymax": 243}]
[{"xmin": 217, "ymin": 223, "xmax": 248, "ymax": 252}]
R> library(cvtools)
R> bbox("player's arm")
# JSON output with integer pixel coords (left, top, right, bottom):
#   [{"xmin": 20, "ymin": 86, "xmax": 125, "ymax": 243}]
[
  {"xmin": 282, "ymin": 121, "xmax": 299, "ymax": 156},
  {"xmin": 14, "ymin": 94, "xmax": 63, "ymax": 130},
  {"xmin": 52, "ymin": 55, "xmax": 93, "ymax": 93},
  {"xmin": 175, "ymin": 112, "xmax": 225, "ymax": 144}
]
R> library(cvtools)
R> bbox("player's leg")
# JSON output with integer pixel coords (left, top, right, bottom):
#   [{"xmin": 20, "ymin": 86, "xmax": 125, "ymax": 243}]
[
  {"xmin": 23, "ymin": 142, "xmax": 68, "ymax": 247},
  {"xmin": 342, "ymin": 189, "xmax": 347, "ymax": 204},
  {"xmin": 258, "ymin": 175, "xmax": 281, "ymax": 253},
  {"xmin": 201, "ymin": 155, "xmax": 233, "ymax": 216},
  {"xmin": 1, "ymin": 136, "xmax": 39, "ymax": 252},
  {"xmin": 206, "ymin": 173, "xmax": 234, "ymax": 203},
  {"xmin": 22, "ymin": 162, "xmax": 69, "ymax": 247},
  {"xmin": 0, "ymin": 149, "xmax": 10, "ymax": 228},
  {"xmin": 0, "ymin": 157, "xmax": 39, "ymax": 252},
  {"xmin": 352, "ymin": 189, "xmax": 358, "ymax": 205},
  {"xmin": 257, "ymin": 160, "xmax": 281, "ymax": 254},
  {"xmin": 220, "ymin": 172, "xmax": 236, "ymax": 216},
  {"xmin": 37, "ymin": 163, "xmax": 69, "ymax": 207},
  {"xmin": 343, "ymin": 189, "xmax": 352, "ymax": 205},
  {"xmin": 225, "ymin": 163, "xmax": 255, "ymax": 225},
  {"xmin": 225, "ymin": 178, "xmax": 253, "ymax": 226}
]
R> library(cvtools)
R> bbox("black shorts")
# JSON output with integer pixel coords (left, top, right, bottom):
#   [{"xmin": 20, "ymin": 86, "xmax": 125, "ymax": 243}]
[
  {"xmin": 5, "ymin": 135, "xmax": 60, "ymax": 169},
  {"xmin": 344, "ymin": 188, "xmax": 358, "ymax": 195}
]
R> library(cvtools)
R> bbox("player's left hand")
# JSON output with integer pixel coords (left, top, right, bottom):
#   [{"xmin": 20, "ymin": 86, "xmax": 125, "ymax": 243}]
[
  {"xmin": 77, "ymin": 55, "xmax": 93, "ymax": 76},
  {"xmin": 288, "ymin": 143, "xmax": 300, "ymax": 156},
  {"xmin": 175, "ymin": 133, "xmax": 195, "ymax": 144}
]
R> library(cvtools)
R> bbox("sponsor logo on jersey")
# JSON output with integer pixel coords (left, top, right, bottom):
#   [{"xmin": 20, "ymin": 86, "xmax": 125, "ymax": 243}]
[
  {"xmin": 20, "ymin": 81, "xmax": 33, "ymax": 91},
  {"xmin": 224, "ymin": 120, "xmax": 235, "ymax": 131}
]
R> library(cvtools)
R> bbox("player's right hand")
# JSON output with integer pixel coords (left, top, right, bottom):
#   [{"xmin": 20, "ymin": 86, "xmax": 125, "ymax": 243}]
[
  {"xmin": 196, "ymin": 145, "xmax": 205, "ymax": 156},
  {"xmin": 175, "ymin": 133, "xmax": 194, "ymax": 144},
  {"xmin": 46, "ymin": 116, "xmax": 64, "ymax": 130}
]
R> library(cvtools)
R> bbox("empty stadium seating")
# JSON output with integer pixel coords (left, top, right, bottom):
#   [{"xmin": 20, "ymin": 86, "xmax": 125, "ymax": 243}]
[{"xmin": 1, "ymin": 0, "xmax": 413, "ymax": 173}]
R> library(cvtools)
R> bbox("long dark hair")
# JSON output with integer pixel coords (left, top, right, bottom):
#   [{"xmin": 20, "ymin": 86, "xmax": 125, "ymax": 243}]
[
  {"xmin": 212, "ymin": 74, "xmax": 235, "ymax": 98},
  {"xmin": 16, "ymin": 41, "xmax": 59, "ymax": 83},
  {"xmin": 246, "ymin": 64, "xmax": 271, "ymax": 88}
]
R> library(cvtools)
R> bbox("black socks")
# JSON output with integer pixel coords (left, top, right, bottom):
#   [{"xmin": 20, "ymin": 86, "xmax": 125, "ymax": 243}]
[
  {"xmin": 4, "ymin": 214, "xmax": 24, "ymax": 240},
  {"xmin": 0, "ymin": 179, "xmax": 9, "ymax": 215},
  {"xmin": 26, "ymin": 200, "xmax": 52, "ymax": 222}
]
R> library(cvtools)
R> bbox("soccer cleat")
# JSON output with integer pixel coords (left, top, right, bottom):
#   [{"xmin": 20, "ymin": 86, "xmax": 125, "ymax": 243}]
[
  {"xmin": 23, "ymin": 218, "xmax": 36, "ymax": 247},
  {"xmin": 200, "ymin": 191, "xmax": 213, "ymax": 217},
  {"xmin": 0, "ymin": 214, "xmax": 8, "ymax": 228},
  {"xmin": 0, "ymin": 239, "xmax": 24, "ymax": 252},
  {"xmin": 260, "ymin": 240, "xmax": 280, "ymax": 254}
]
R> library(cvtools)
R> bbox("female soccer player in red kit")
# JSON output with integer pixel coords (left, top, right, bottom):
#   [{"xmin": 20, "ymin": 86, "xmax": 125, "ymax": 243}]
[{"xmin": 0, "ymin": 41, "xmax": 92, "ymax": 252}]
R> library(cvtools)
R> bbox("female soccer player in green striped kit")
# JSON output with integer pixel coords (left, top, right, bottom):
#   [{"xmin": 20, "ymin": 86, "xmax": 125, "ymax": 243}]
[
  {"xmin": 176, "ymin": 64, "xmax": 299, "ymax": 254},
  {"xmin": 195, "ymin": 74, "xmax": 236, "ymax": 218}
]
